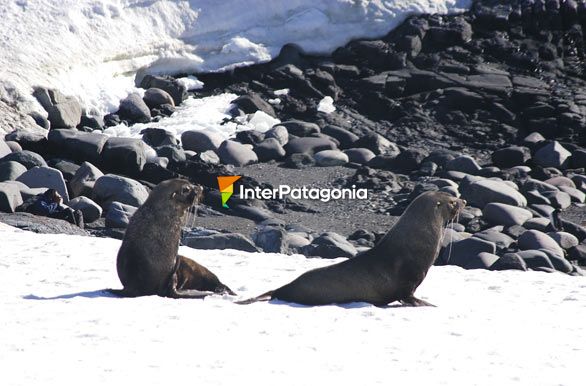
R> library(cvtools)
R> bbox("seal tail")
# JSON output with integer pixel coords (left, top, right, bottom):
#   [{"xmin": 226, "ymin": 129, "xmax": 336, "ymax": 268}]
[{"xmin": 235, "ymin": 290, "xmax": 274, "ymax": 305}]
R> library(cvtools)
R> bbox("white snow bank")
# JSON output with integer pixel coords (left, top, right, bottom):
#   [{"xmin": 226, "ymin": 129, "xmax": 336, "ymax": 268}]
[
  {"xmin": 0, "ymin": 0, "xmax": 472, "ymax": 120},
  {"xmin": 1, "ymin": 223, "xmax": 584, "ymax": 386}
]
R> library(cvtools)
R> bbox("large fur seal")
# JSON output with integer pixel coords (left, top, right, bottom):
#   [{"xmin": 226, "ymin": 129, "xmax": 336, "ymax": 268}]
[
  {"xmin": 238, "ymin": 191, "xmax": 465, "ymax": 306},
  {"xmin": 112, "ymin": 178, "xmax": 234, "ymax": 298}
]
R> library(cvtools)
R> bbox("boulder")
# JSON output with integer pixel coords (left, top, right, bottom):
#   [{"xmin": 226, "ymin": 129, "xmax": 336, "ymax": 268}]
[
  {"xmin": 314, "ymin": 150, "xmax": 349, "ymax": 167},
  {"xmin": 117, "ymin": 93, "xmax": 151, "ymax": 124},
  {"xmin": 321, "ymin": 125, "xmax": 359, "ymax": 149},
  {"xmin": 548, "ymin": 232, "xmax": 579, "ymax": 249},
  {"xmin": 143, "ymin": 88, "xmax": 175, "ymax": 109},
  {"xmin": 279, "ymin": 120, "xmax": 320, "ymax": 137},
  {"xmin": 284, "ymin": 137, "xmax": 337, "ymax": 155},
  {"xmin": 518, "ymin": 230, "xmax": 564, "ymax": 257},
  {"xmin": 491, "ymin": 253, "xmax": 528, "ymax": 271},
  {"xmin": 16, "ymin": 166, "xmax": 69, "ymax": 203},
  {"xmin": 299, "ymin": 232, "xmax": 357, "ymax": 258},
  {"xmin": 69, "ymin": 162, "xmax": 104, "ymax": 198},
  {"xmin": 446, "ymin": 155, "xmax": 482, "ymax": 174},
  {"xmin": 265, "ymin": 125, "xmax": 289, "ymax": 146},
  {"xmin": 533, "ymin": 141, "xmax": 572, "ymax": 169},
  {"xmin": 183, "ymin": 232, "xmax": 258, "ymax": 252},
  {"xmin": 0, "ymin": 161, "xmax": 27, "ymax": 182},
  {"xmin": 181, "ymin": 130, "xmax": 225, "ymax": 152},
  {"xmin": 141, "ymin": 128, "xmax": 178, "ymax": 147},
  {"xmin": 353, "ymin": 132, "xmax": 399, "ymax": 155},
  {"xmin": 491, "ymin": 146, "xmax": 531, "ymax": 168},
  {"xmin": 0, "ymin": 140, "xmax": 11, "ymax": 158},
  {"xmin": 105, "ymin": 202, "xmax": 137, "ymax": 228},
  {"xmin": 93, "ymin": 174, "xmax": 149, "ymax": 208},
  {"xmin": 252, "ymin": 226, "xmax": 289, "ymax": 253},
  {"xmin": 218, "ymin": 140, "xmax": 258, "ymax": 166},
  {"xmin": 32, "ymin": 87, "xmax": 81, "ymax": 129},
  {"xmin": 482, "ymin": 203, "xmax": 533, "ymax": 226},
  {"xmin": 441, "ymin": 237, "xmax": 497, "ymax": 267},
  {"xmin": 0, "ymin": 182, "xmax": 23, "ymax": 213},
  {"xmin": 139, "ymin": 75, "xmax": 187, "ymax": 105},
  {"xmin": 0, "ymin": 150, "xmax": 47, "ymax": 169},
  {"xmin": 232, "ymin": 93, "xmax": 276, "ymax": 117},
  {"xmin": 464, "ymin": 252, "xmax": 500, "ymax": 270},
  {"xmin": 253, "ymin": 138, "xmax": 286, "ymax": 162},
  {"xmin": 343, "ymin": 148, "xmax": 376, "ymax": 164},
  {"xmin": 462, "ymin": 179, "xmax": 527, "ymax": 208},
  {"xmin": 68, "ymin": 196, "xmax": 102, "ymax": 223},
  {"xmin": 517, "ymin": 250, "xmax": 554, "ymax": 270},
  {"xmin": 101, "ymin": 137, "xmax": 149, "ymax": 176}
]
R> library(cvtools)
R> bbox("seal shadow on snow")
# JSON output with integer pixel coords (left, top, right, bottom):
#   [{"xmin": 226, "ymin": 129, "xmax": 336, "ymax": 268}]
[{"xmin": 23, "ymin": 289, "xmax": 119, "ymax": 300}]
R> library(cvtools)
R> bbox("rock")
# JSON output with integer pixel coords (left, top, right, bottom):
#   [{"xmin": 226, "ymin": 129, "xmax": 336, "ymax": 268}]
[
  {"xmin": 558, "ymin": 186, "xmax": 585, "ymax": 203},
  {"xmin": 0, "ymin": 161, "xmax": 27, "ymax": 182},
  {"xmin": 314, "ymin": 150, "xmax": 349, "ymax": 167},
  {"xmin": 181, "ymin": 130, "xmax": 225, "ymax": 152},
  {"xmin": 141, "ymin": 128, "xmax": 178, "ymax": 147},
  {"xmin": 79, "ymin": 114, "xmax": 104, "ymax": 131},
  {"xmin": 343, "ymin": 148, "xmax": 376, "ymax": 164},
  {"xmin": 197, "ymin": 150, "xmax": 220, "ymax": 164},
  {"xmin": 232, "ymin": 93, "xmax": 276, "ymax": 117},
  {"xmin": 0, "ymin": 150, "xmax": 47, "ymax": 169},
  {"xmin": 235, "ymin": 130, "xmax": 265, "ymax": 146},
  {"xmin": 0, "ymin": 182, "xmax": 23, "ymax": 213},
  {"xmin": 286, "ymin": 233, "xmax": 311, "ymax": 250},
  {"xmin": 0, "ymin": 140, "xmax": 11, "ymax": 158},
  {"xmin": 32, "ymin": 87, "xmax": 81, "ymax": 129},
  {"xmin": 93, "ymin": 174, "xmax": 149, "ymax": 208},
  {"xmin": 321, "ymin": 125, "xmax": 359, "ymax": 149},
  {"xmin": 540, "ymin": 250, "xmax": 573, "ymax": 273},
  {"xmin": 265, "ymin": 125, "xmax": 289, "ymax": 146},
  {"xmin": 299, "ymin": 232, "xmax": 357, "ymax": 258},
  {"xmin": 353, "ymin": 132, "xmax": 398, "ymax": 155},
  {"xmin": 156, "ymin": 145, "xmax": 186, "ymax": 164},
  {"xmin": 517, "ymin": 250, "xmax": 554, "ymax": 270},
  {"xmin": 183, "ymin": 232, "xmax": 258, "ymax": 252},
  {"xmin": 390, "ymin": 149, "xmax": 427, "ymax": 173},
  {"xmin": 491, "ymin": 146, "xmax": 531, "ymax": 168},
  {"xmin": 253, "ymin": 138, "xmax": 286, "ymax": 162},
  {"xmin": 464, "ymin": 252, "xmax": 500, "ymax": 270},
  {"xmin": 5, "ymin": 141, "xmax": 22, "ymax": 153},
  {"xmin": 571, "ymin": 149, "xmax": 586, "ymax": 169},
  {"xmin": 16, "ymin": 166, "xmax": 69, "ymax": 203},
  {"xmin": 101, "ymin": 137, "xmax": 149, "ymax": 176},
  {"xmin": 483, "ymin": 203, "xmax": 533, "ymax": 226},
  {"xmin": 68, "ymin": 196, "xmax": 102, "ymax": 223},
  {"xmin": 63, "ymin": 131, "xmax": 108, "ymax": 165},
  {"xmin": 105, "ymin": 202, "xmax": 137, "ymax": 228},
  {"xmin": 279, "ymin": 120, "xmax": 320, "ymax": 137},
  {"xmin": 441, "ymin": 237, "xmax": 496, "ymax": 267},
  {"xmin": 541, "ymin": 191, "xmax": 572, "ymax": 209},
  {"xmin": 518, "ymin": 230, "xmax": 564, "ymax": 257},
  {"xmin": 139, "ymin": 75, "xmax": 187, "ymax": 105},
  {"xmin": 143, "ymin": 88, "xmax": 175, "ymax": 109},
  {"xmin": 284, "ymin": 153, "xmax": 315, "ymax": 169},
  {"xmin": 491, "ymin": 253, "xmax": 528, "ymax": 271},
  {"xmin": 461, "ymin": 179, "xmax": 527, "ymax": 208},
  {"xmin": 231, "ymin": 205, "xmax": 273, "ymax": 222},
  {"xmin": 117, "ymin": 93, "xmax": 151, "ymax": 124},
  {"xmin": 446, "ymin": 155, "xmax": 482, "ymax": 174},
  {"xmin": 524, "ymin": 217, "xmax": 551, "ymax": 232},
  {"xmin": 252, "ymin": 226, "xmax": 289, "ymax": 253},
  {"xmin": 533, "ymin": 141, "xmax": 572, "ymax": 169},
  {"xmin": 218, "ymin": 140, "xmax": 258, "ymax": 166},
  {"xmin": 548, "ymin": 232, "xmax": 579, "ymax": 249},
  {"xmin": 69, "ymin": 162, "xmax": 104, "ymax": 198},
  {"xmin": 284, "ymin": 137, "xmax": 336, "ymax": 155},
  {"xmin": 473, "ymin": 230, "xmax": 515, "ymax": 250},
  {"xmin": 544, "ymin": 176, "xmax": 575, "ymax": 188}
]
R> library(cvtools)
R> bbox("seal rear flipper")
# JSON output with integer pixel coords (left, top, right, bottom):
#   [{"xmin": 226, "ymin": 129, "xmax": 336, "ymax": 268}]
[
  {"xmin": 399, "ymin": 295, "xmax": 436, "ymax": 307},
  {"xmin": 234, "ymin": 290, "xmax": 274, "ymax": 305},
  {"xmin": 169, "ymin": 288, "xmax": 215, "ymax": 299}
]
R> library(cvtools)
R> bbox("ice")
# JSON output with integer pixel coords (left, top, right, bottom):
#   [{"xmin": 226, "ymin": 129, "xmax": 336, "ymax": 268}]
[
  {"xmin": 0, "ymin": 223, "xmax": 584, "ymax": 385},
  {"xmin": 317, "ymin": 96, "xmax": 336, "ymax": 114}
]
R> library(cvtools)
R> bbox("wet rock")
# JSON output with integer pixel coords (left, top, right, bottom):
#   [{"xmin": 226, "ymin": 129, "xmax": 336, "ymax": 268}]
[
  {"xmin": 446, "ymin": 155, "xmax": 482, "ymax": 174},
  {"xmin": 321, "ymin": 125, "xmax": 359, "ymax": 149},
  {"xmin": 139, "ymin": 75, "xmax": 187, "ymax": 105},
  {"xmin": 32, "ymin": 87, "xmax": 81, "ymax": 129},
  {"xmin": 232, "ymin": 93, "xmax": 276, "ymax": 117}
]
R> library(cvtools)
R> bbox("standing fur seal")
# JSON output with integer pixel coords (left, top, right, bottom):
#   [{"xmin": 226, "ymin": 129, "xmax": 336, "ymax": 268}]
[
  {"xmin": 238, "ymin": 191, "xmax": 465, "ymax": 306},
  {"xmin": 113, "ymin": 178, "xmax": 234, "ymax": 298}
]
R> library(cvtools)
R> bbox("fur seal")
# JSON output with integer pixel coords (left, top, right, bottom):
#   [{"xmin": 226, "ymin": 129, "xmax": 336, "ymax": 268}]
[
  {"xmin": 113, "ymin": 178, "xmax": 234, "ymax": 298},
  {"xmin": 238, "ymin": 191, "xmax": 465, "ymax": 306}
]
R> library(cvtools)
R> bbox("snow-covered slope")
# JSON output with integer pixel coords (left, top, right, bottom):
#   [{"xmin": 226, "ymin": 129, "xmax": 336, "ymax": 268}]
[
  {"xmin": 0, "ymin": 0, "xmax": 472, "ymax": 122},
  {"xmin": 1, "ymin": 223, "xmax": 584, "ymax": 386}
]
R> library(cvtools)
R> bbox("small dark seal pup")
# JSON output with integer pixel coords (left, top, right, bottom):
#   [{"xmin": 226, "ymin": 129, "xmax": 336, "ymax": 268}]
[
  {"xmin": 112, "ymin": 178, "xmax": 234, "ymax": 298},
  {"xmin": 238, "ymin": 191, "xmax": 465, "ymax": 306}
]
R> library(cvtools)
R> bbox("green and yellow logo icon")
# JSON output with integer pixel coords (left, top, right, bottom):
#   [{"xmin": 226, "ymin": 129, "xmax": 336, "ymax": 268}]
[{"xmin": 217, "ymin": 176, "xmax": 241, "ymax": 208}]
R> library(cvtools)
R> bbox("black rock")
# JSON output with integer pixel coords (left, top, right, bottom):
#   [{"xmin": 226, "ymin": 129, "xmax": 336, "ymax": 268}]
[
  {"xmin": 0, "ymin": 150, "xmax": 47, "ymax": 169},
  {"xmin": 139, "ymin": 75, "xmax": 187, "ymax": 106},
  {"xmin": 141, "ymin": 128, "xmax": 178, "ymax": 147},
  {"xmin": 491, "ymin": 253, "xmax": 528, "ymax": 271},
  {"xmin": 232, "ymin": 93, "xmax": 276, "ymax": 117},
  {"xmin": 117, "ymin": 93, "xmax": 151, "ymax": 124},
  {"xmin": 101, "ymin": 137, "xmax": 149, "ymax": 176}
]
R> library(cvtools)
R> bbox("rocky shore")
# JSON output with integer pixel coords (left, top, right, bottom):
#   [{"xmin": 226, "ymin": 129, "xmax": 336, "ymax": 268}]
[{"xmin": 1, "ymin": 0, "xmax": 586, "ymax": 275}]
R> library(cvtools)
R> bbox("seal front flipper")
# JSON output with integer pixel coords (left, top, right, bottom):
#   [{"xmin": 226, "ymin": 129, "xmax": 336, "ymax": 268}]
[
  {"xmin": 235, "ymin": 290, "xmax": 274, "ymax": 305},
  {"xmin": 400, "ymin": 295, "xmax": 436, "ymax": 307}
]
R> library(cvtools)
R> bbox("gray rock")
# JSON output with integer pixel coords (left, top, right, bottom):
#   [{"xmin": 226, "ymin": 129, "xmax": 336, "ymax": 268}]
[
  {"xmin": 0, "ymin": 140, "xmax": 11, "ymax": 158},
  {"xmin": 544, "ymin": 176, "xmax": 575, "ymax": 189},
  {"xmin": 441, "ymin": 237, "xmax": 497, "ymax": 267},
  {"xmin": 0, "ymin": 150, "xmax": 47, "ymax": 169},
  {"xmin": 232, "ymin": 93, "xmax": 276, "ymax": 117},
  {"xmin": 197, "ymin": 150, "xmax": 220, "ymax": 164},
  {"xmin": 156, "ymin": 145, "xmax": 186, "ymax": 163},
  {"xmin": 101, "ymin": 137, "xmax": 149, "ymax": 175},
  {"xmin": 491, "ymin": 146, "xmax": 531, "ymax": 168},
  {"xmin": 0, "ymin": 161, "xmax": 27, "ymax": 182},
  {"xmin": 482, "ymin": 203, "xmax": 533, "ymax": 226},
  {"xmin": 343, "ymin": 148, "xmax": 376, "ymax": 164},
  {"xmin": 473, "ymin": 230, "xmax": 515, "ymax": 250},
  {"xmin": 105, "ymin": 202, "xmax": 137, "ymax": 228},
  {"xmin": 93, "ymin": 174, "xmax": 149, "ymax": 208},
  {"xmin": 253, "ymin": 138, "xmax": 286, "ymax": 162},
  {"xmin": 33, "ymin": 88, "xmax": 81, "ymax": 129},
  {"xmin": 321, "ymin": 125, "xmax": 359, "ymax": 149},
  {"xmin": 558, "ymin": 186, "xmax": 585, "ymax": 203},
  {"xmin": 5, "ymin": 141, "xmax": 22, "ymax": 153},
  {"xmin": 62, "ymin": 131, "xmax": 108, "ymax": 165},
  {"xmin": 139, "ymin": 75, "xmax": 187, "ymax": 105},
  {"xmin": 69, "ymin": 162, "xmax": 104, "ymax": 198},
  {"xmin": 287, "ymin": 233, "xmax": 311, "ymax": 250},
  {"xmin": 284, "ymin": 137, "xmax": 336, "ymax": 155},
  {"xmin": 523, "ymin": 217, "xmax": 551, "ymax": 231},
  {"xmin": 440, "ymin": 228, "xmax": 466, "ymax": 248},
  {"xmin": 232, "ymin": 204, "xmax": 273, "ymax": 222},
  {"xmin": 354, "ymin": 132, "xmax": 399, "ymax": 155},
  {"xmin": 491, "ymin": 253, "xmax": 527, "ymax": 271},
  {"xmin": 299, "ymin": 232, "xmax": 357, "ymax": 258},
  {"xmin": 16, "ymin": 166, "xmax": 69, "ymax": 203},
  {"xmin": 0, "ymin": 212, "xmax": 88, "ymax": 236},
  {"xmin": 141, "ymin": 128, "xmax": 178, "ymax": 148},
  {"xmin": 284, "ymin": 153, "xmax": 315, "ymax": 169},
  {"xmin": 541, "ymin": 190, "xmax": 572, "ymax": 209},
  {"xmin": 462, "ymin": 178, "xmax": 527, "ymax": 208},
  {"xmin": 548, "ymin": 231, "xmax": 579, "ymax": 249},
  {"xmin": 280, "ymin": 120, "xmax": 320, "ymax": 136},
  {"xmin": 446, "ymin": 155, "xmax": 482, "ymax": 174},
  {"xmin": 517, "ymin": 250, "xmax": 554, "ymax": 269},
  {"xmin": 143, "ymin": 88, "xmax": 175, "ymax": 109},
  {"xmin": 253, "ymin": 226, "xmax": 289, "ymax": 253},
  {"xmin": 218, "ymin": 140, "xmax": 258, "ymax": 166},
  {"xmin": 464, "ymin": 252, "xmax": 500, "ymax": 270},
  {"xmin": 68, "ymin": 196, "xmax": 102, "ymax": 223},
  {"xmin": 265, "ymin": 125, "xmax": 289, "ymax": 146},
  {"xmin": 533, "ymin": 141, "xmax": 572, "ymax": 169},
  {"xmin": 0, "ymin": 182, "xmax": 23, "ymax": 213},
  {"xmin": 518, "ymin": 230, "xmax": 564, "ymax": 256},
  {"xmin": 183, "ymin": 232, "xmax": 258, "ymax": 252},
  {"xmin": 118, "ymin": 93, "xmax": 151, "ymax": 124},
  {"xmin": 181, "ymin": 130, "xmax": 225, "ymax": 152},
  {"xmin": 314, "ymin": 150, "xmax": 349, "ymax": 167}
]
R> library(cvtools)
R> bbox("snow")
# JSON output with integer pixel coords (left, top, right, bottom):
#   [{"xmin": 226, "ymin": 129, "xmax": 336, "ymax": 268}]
[
  {"xmin": 1, "ymin": 222, "xmax": 585, "ymax": 386},
  {"xmin": 317, "ymin": 96, "xmax": 336, "ymax": 113},
  {"xmin": 0, "ymin": 0, "xmax": 472, "ymax": 122}
]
